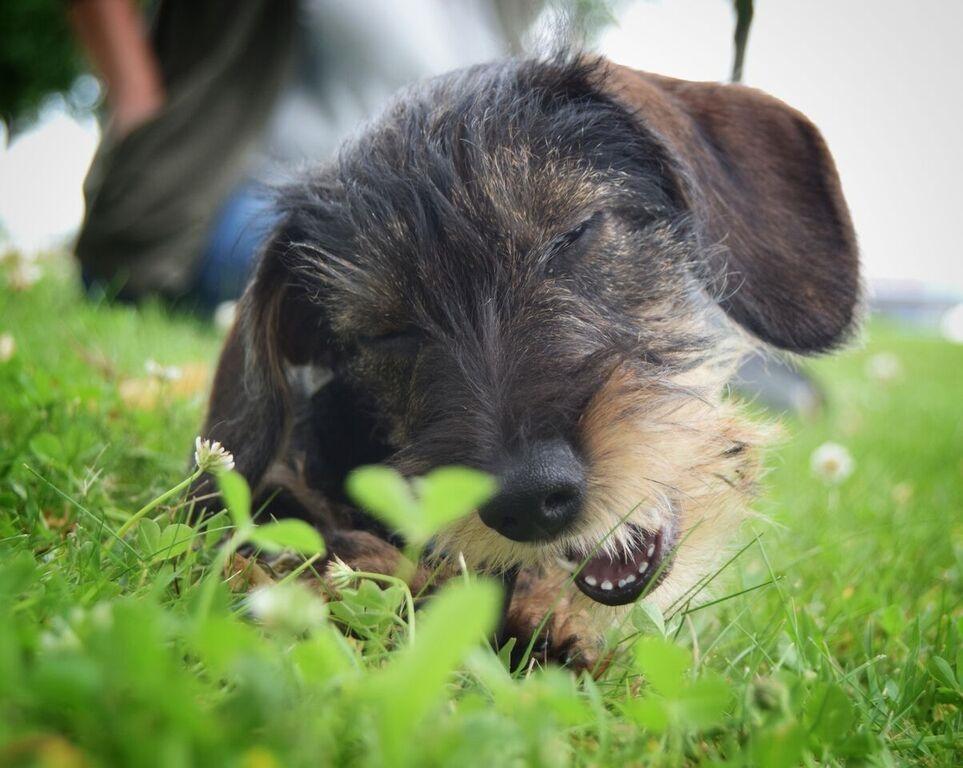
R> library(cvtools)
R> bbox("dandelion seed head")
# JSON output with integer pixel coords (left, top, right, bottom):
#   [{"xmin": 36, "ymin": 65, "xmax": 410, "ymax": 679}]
[{"xmin": 810, "ymin": 441, "xmax": 855, "ymax": 484}]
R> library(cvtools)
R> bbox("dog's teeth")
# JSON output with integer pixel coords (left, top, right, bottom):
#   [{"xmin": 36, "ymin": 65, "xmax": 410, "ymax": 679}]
[
  {"xmin": 638, "ymin": 561, "xmax": 648, "ymax": 574},
  {"xmin": 617, "ymin": 578, "xmax": 626, "ymax": 588},
  {"xmin": 625, "ymin": 574, "xmax": 636, "ymax": 584},
  {"xmin": 555, "ymin": 557, "xmax": 577, "ymax": 573},
  {"xmin": 647, "ymin": 543, "xmax": 655, "ymax": 557},
  {"xmin": 584, "ymin": 575, "xmax": 597, "ymax": 587},
  {"xmin": 601, "ymin": 580, "xmax": 613, "ymax": 591}
]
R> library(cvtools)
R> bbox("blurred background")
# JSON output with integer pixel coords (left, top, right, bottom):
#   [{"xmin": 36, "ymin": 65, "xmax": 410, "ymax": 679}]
[{"xmin": 1, "ymin": 0, "xmax": 961, "ymax": 345}]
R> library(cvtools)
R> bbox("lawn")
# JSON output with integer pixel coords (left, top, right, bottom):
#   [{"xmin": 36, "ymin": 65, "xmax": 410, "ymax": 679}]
[{"xmin": 1, "ymin": 253, "xmax": 961, "ymax": 767}]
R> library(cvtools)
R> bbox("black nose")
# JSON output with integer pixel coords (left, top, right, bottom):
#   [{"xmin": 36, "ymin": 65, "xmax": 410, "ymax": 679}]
[{"xmin": 479, "ymin": 439, "xmax": 586, "ymax": 542}]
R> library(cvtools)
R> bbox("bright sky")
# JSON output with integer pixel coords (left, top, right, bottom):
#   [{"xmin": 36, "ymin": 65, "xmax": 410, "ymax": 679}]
[
  {"xmin": 0, "ymin": 99, "xmax": 99, "ymax": 253},
  {"xmin": 0, "ymin": 1, "xmax": 960, "ymax": 292}
]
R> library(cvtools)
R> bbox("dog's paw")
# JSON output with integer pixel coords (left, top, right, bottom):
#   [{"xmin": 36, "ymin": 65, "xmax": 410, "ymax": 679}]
[{"xmin": 500, "ymin": 569, "xmax": 602, "ymax": 673}]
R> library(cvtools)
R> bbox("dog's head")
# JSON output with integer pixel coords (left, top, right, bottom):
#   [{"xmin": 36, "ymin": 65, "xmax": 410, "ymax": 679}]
[{"xmin": 202, "ymin": 54, "xmax": 859, "ymax": 608}]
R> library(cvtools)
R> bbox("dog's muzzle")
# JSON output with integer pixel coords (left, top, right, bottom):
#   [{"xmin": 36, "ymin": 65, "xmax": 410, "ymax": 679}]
[{"xmin": 477, "ymin": 440, "xmax": 675, "ymax": 607}]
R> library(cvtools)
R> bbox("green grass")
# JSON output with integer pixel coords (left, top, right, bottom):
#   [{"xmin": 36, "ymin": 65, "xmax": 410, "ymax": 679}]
[{"xmin": 1, "ymin": 256, "xmax": 961, "ymax": 767}]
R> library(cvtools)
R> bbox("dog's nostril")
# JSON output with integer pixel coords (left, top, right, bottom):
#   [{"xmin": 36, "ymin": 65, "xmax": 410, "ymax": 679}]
[{"xmin": 544, "ymin": 487, "xmax": 578, "ymax": 512}]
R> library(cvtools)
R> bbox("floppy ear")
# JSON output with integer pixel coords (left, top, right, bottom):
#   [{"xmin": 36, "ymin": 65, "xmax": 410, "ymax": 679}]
[
  {"xmin": 600, "ymin": 61, "xmax": 860, "ymax": 353},
  {"xmin": 194, "ymin": 230, "xmax": 331, "ymax": 501}
]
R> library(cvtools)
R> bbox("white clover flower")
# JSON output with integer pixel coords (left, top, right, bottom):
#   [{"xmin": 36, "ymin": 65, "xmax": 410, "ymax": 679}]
[
  {"xmin": 90, "ymin": 602, "xmax": 114, "ymax": 628},
  {"xmin": 866, "ymin": 352, "xmax": 902, "ymax": 383},
  {"xmin": 810, "ymin": 442, "xmax": 855, "ymax": 485},
  {"xmin": 0, "ymin": 333, "xmax": 14, "ymax": 362},
  {"xmin": 246, "ymin": 587, "xmax": 280, "ymax": 620},
  {"xmin": 39, "ymin": 627, "xmax": 81, "ymax": 652},
  {"xmin": 145, "ymin": 358, "xmax": 183, "ymax": 382},
  {"xmin": 325, "ymin": 556, "xmax": 355, "ymax": 591},
  {"xmin": 194, "ymin": 436, "xmax": 235, "ymax": 473},
  {"xmin": 214, "ymin": 300, "xmax": 238, "ymax": 333},
  {"xmin": 247, "ymin": 583, "xmax": 326, "ymax": 633},
  {"xmin": 38, "ymin": 616, "xmax": 80, "ymax": 652}
]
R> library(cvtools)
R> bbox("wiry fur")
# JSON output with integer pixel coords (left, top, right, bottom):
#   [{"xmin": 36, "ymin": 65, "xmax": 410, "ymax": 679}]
[{"xmin": 195, "ymin": 52, "xmax": 859, "ymax": 662}]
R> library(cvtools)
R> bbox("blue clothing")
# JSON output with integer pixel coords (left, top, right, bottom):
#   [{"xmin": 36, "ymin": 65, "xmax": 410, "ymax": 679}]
[{"xmin": 193, "ymin": 181, "xmax": 279, "ymax": 308}]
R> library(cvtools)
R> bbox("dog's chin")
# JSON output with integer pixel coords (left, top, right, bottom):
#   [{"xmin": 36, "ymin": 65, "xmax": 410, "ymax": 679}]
[{"xmin": 556, "ymin": 522, "xmax": 676, "ymax": 607}]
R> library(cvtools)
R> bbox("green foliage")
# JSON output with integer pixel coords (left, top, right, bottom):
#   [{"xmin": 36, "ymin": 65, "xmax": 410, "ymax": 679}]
[
  {"xmin": 151, "ymin": 522, "xmax": 193, "ymax": 562},
  {"xmin": 0, "ymin": 258, "xmax": 961, "ymax": 765},
  {"xmin": 217, "ymin": 469, "xmax": 251, "ymax": 528},
  {"xmin": 347, "ymin": 464, "xmax": 496, "ymax": 546},
  {"xmin": 249, "ymin": 519, "xmax": 325, "ymax": 556},
  {"xmin": 627, "ymin": 638, "xmax": 731, "ymax": 735},
  {"xmin": 0, "ymin": 0, "xmax": 86, "ymax": 131},
  {"xmin": 214, "ymin": 471, "xmax": 325, "ymax": 555},
  {"xmin": 363, "ymin": 580, "xmax": 501, "ymax": 766}
]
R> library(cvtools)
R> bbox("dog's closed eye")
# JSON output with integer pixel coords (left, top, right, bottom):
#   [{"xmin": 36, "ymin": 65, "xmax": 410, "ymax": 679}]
[
  {"xmin": 545, "ymin": 211, "xmax": 604, "ymax": 276},
  {"xmin": 358, "ymin": 329, "xmax": 423, "ymax": 358}
]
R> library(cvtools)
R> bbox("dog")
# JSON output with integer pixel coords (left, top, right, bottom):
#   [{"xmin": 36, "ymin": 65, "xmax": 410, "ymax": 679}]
[{"xmin": 195, "ymin": 52, "xmax": 860, "ymax": 665}]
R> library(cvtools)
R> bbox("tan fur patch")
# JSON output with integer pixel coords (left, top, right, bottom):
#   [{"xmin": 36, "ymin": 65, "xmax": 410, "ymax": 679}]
[
  {"xmin": 433, "ymin": 343, "xmax": 770, "ymax": 641},
  {"xmin": 576, "ymin": 362, "xmax": 769, "ymax": 616}
]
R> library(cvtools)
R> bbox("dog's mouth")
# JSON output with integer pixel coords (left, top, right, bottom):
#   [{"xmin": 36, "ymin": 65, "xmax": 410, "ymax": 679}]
[{"xmin": 557, "ymin": 523, "xmax": 673, "ymax": 607}]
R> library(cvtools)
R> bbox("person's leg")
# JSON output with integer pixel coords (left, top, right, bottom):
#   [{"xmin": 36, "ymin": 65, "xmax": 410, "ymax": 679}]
[{"xmin": 72, "ymin": 0, "xmax": 297, "ymax": 301}]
